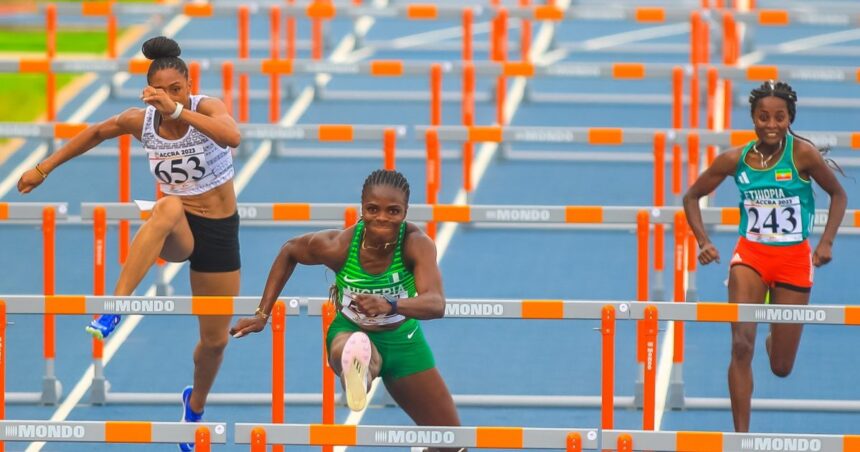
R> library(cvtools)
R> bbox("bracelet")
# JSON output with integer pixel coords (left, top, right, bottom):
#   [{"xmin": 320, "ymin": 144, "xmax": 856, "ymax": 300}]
[
  {"xmin": 169, "ymin": 102, "xmax": 184, "ymax": 120},
  {"xmin": 34, "ymin": 163, "xmax": 48, "ymax": 180},
  {"xmin": 254, "ymin": 307, "xmax": 270, "ymax": 320}
]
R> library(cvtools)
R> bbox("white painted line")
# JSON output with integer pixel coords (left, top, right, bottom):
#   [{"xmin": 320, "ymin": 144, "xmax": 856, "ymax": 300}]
[
  {"xmin": 0, "ymin": 144, "xmax": 47, "ymax": 199},
  {"xmin": 539, "ymin": 23, "xmax": 689, "ymax": 66},
  {"xmin": 653, "ymin": 322, "xmax": 675, "ymax": 429}
]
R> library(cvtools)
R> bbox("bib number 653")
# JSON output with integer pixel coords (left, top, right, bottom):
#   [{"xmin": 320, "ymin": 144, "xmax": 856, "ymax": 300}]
[{"xmin": 154, "ymin": 156, "xmax": 205, "ymax": 184}]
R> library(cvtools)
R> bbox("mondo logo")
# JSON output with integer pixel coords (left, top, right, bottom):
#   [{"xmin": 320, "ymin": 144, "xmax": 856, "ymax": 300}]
[
  {"xmin": 6, "ymin": 424, "xmax": 86, "ymax": 440},
  {"xmin": 374, "ymin": 429, "xmax": 456, "ymax": 445},
  {"xmin": 445, "ymin": 303, "xmax": 505, "ymax": 317},
  {"xmin": 741, "ymin": 437, "xmax": 822, "ymax": 451},
  {"xmin": 105, "ymin": 299, "xmax": 176, "ymax": 313}
]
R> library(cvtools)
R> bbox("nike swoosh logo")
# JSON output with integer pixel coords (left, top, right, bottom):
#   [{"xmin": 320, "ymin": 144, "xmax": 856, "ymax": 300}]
[
  {"xmin": 342, "ymin": 276, "xmax": 367, "ymax": 283},
  {"xmin": 406, "ymin": 327, "xmax": 418, "ymax": 339}
]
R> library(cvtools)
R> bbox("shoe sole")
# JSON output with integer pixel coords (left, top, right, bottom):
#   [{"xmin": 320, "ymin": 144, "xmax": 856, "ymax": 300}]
[
  {"xmin": 341, "ymin": 332, "xmax": 371, "ymax": 412},
  {"xmin": 85, "ymin": 326, "xmax": 105, "ymax": 340}
]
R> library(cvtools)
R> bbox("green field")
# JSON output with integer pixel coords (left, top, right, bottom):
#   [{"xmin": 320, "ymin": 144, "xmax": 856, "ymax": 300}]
[
  {"xmin": 0, "ymin": 27, "xmax": 113, "ymax": 121},
  {"xmin": 0, "ymin": 0, "xmax": 155, "ymax": 122}
]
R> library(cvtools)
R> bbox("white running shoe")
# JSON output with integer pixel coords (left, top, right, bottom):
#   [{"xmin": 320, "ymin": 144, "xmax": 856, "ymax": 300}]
[{"xmin": 341, "ymin": 332, "xmax": 372, "ymax": 411}]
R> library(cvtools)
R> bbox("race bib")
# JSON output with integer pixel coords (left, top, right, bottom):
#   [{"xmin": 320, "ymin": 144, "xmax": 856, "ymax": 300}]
[
  {"xmin": 743, "ymin": 196, "xmax": 803, "ymax": 243},
  {"xmin": 339, "ymin": 288, "xmax": 407, "ymax": 326},
  {"xmin": 148, "ymin": 144, "xmax": 210, "ymax": 191}
]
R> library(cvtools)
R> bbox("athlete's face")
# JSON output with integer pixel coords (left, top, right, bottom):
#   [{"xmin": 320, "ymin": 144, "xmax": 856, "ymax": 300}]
[
  {"xmin": 361, "ymin": 185, "xmax": 408, "ymax": 242},
  {"xmin": 148, "ymin": 68, "xmax": 191, "ymax": 104},
  {"xmin": 751, "ymin": 96, "xmax": 790, "ymax": 148}
]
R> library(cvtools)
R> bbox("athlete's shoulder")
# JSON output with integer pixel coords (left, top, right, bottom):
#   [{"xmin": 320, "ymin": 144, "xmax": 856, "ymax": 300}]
[{"xmin": 711, "ymin": 146, "xmax": 744, "ymax": 174}]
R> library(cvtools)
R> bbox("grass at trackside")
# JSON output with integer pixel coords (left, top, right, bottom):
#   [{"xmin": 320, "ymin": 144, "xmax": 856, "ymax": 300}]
[
  {"xmin": 0, "ymin": 0, "xmax": 155, "ymax": 122},
  {"xmin": 0, "ymin": 74, "xmax": 74, "ymax": 122},
  {"xmin": 0, "ymin": 26, "xmax": 121, "ymax": 121}
]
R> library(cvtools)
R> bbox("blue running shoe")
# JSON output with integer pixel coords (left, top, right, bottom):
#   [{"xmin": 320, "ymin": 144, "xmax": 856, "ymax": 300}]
[
  {"xmin": 179, "ymin": 385, "xmax": 203, "ymax": 451},
  {"xmin": 85, "ymin": 315, "xmax": 121, "ymax": 340}
]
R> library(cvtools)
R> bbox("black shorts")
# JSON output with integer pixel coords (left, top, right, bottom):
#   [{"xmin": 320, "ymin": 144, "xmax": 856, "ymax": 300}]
[{"xmin": 184, "ymin": 210, "xmax": 241, "ymax": 273}]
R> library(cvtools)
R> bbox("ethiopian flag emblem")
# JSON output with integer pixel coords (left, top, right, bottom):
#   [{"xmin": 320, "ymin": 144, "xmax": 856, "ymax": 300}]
[{"xmin": 775, "ymin": 169, "xmax": 793, "ymax": 182}]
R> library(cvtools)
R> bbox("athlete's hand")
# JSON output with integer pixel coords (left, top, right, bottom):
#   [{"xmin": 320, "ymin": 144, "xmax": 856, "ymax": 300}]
[
  {"xmin": 813, "ymin": 241, "xmax": 832, "ymax": 267},
  {"xmin": 229, "ymin": 316, "xmax": 267, "ymax": 338},
  {"xmin": 140, "ymin": 86, "xmax": 179, "ymax": 117},
  {"xmin": 17, "ymin": 167, "xmax": 46, "ymax": 193},
  {"xmin": 350, "ymin": 294, "xmax": 390, "ymax": 317},
  {"xmin": 698, "ymin": 242, "xmax": 720, "ymax": 265}
]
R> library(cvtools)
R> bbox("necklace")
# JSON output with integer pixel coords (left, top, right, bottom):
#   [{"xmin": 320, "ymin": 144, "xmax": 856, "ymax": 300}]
[
  {"xmin": 751, "ymin": 139, "xmax": 783, "ymax": 168},
  {"xmin": 361, "ymin": 229, "xmax": 396, "ymax": 251}
]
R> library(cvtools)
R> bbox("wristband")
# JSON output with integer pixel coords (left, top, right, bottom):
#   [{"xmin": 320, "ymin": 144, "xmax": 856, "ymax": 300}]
[
  {"xmin": 169, "ymin": 102, "xmax": 184, "ymax": 120},
  {"xmin": 34, "ymin": 163, "xmax": 48, "ymax": 180},
  {"xmin": 383, "ymin": 294, "xmax": 398, "ymax": 315}
]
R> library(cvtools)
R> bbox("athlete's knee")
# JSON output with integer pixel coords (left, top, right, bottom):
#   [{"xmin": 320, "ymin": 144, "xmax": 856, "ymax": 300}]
[
  {"xmin": 150, "ymin": 196, "xmax": 185, "ymax": 227},
  {"xmin": 199, "ymin": 334, "xmax": 229, "ymax": 355},
  {"xmin": 730, "ymin": 336, "xmax": 755, "ymax": 364},
  {"xmin": 770, "ymin": 359, "xmax": 794, "ymax": 378}
]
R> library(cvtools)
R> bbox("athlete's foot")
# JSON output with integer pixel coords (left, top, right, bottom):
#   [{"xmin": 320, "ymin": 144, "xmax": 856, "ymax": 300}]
[
  {"xmin": 179, "ymin": 386, "xmax": 204, "ymax": 451},
  {"xmin": 85, "ymin": 315, "xmax": 122, "ymax": 340},
  {"xmin": 341, "ymin": 332, "xmax": 372, "ymax": 411}
]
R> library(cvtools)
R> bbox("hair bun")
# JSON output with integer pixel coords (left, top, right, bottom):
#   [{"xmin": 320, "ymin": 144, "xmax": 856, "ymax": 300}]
[{"xmin": 141, "ymin": 36, "xmax": 181, "ymax": 60}]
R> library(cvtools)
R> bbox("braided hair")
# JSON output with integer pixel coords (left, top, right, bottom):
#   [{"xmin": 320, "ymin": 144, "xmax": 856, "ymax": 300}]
[
  {"xmin": 361, "ymin": 169, "xmax": 411, "ymax": 204},
  {"xmin": 142, "ymin": 36, "xmax": 188, "ymax": 83},
  {"xmin": 749, "ymin": 80, "xmax": 844, "ymax": 176}
]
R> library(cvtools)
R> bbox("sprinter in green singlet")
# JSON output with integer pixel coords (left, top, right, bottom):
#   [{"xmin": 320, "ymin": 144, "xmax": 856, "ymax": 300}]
[
  {"xmin": 231, "ymin": 170, "xmax": 463, "ymax": 451},
  {"xmin": 683, "ymin": 81, "xmax": 847, "ymax": 432}
]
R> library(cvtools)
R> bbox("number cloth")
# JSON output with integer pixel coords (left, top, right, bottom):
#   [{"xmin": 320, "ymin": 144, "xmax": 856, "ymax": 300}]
[{"xmin": 735, "ymin": 134, "xmax": 814, "ymax": 245}]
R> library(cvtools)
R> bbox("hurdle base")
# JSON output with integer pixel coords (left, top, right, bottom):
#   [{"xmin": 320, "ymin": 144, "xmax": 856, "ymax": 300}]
[
  {"xmin": 90, "ymin": 377, "xmax": 110, "ymax": 405},
  {"xmin": 633, "ymin": 380, "xmax": 644, "ymax": 409},
  {"xmin": 41, "ymin": 377, "xmax": 62, "ymax": 405},
  {"xmin": 668, "ymin": 363, "xmax": 685, "ymax": 410}
]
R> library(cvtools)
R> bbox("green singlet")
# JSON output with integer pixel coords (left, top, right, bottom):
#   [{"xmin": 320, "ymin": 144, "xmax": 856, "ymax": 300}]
[{"xmin": 326, "ymin": 220, "xmax": 435, "ymax": 380}]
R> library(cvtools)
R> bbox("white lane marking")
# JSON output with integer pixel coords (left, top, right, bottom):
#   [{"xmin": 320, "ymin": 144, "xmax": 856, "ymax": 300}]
[{"xmin": 539, "ymin": 23, "xmax": 689, "ymax": 65}]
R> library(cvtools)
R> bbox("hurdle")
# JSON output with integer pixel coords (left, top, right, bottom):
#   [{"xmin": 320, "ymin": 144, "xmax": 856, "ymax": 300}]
[
  {"xmin": 0, "ymin": 420, "xmax": 225, "ymax": 450},
  {"xmin": 0, "ymin": 203, "xmax": 69, "ymax": 405},
  {"xmin": 235, "ymin": 423, "xmax": 860, "ymax": 451}
]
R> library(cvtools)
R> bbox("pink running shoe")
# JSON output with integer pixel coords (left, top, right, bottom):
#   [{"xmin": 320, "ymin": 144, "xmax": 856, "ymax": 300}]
[{"xmin": 341, "ymin": 332, "xmax": 372, "ymax": 411}]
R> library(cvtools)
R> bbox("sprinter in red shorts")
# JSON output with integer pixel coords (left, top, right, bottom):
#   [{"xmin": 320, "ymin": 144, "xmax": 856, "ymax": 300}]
[{"xmin": 683, "ymin": 80, "xmax": 847, "ymax": 432}]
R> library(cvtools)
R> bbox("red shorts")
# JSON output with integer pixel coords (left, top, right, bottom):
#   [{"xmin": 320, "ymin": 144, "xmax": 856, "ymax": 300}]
[{"xmin": 729, "ymin": 237, "xmax": 813, "ymax": 290}]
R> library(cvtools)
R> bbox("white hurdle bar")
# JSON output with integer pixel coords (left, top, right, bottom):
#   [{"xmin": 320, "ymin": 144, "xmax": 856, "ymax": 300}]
[
  {"xmin": 0, "ymin": 420, "xmax": 226, "ymax": 445},
  {"xmin": 234, "ymin": 423, "xmax": 860, "ymax": 451},
  {"xmin": 2, "ymin": 296, "xmax": 858, "ymax": 325},
  {"xmin": 79, "ymin": 202, "xmax": 860, "ymax": 230}
]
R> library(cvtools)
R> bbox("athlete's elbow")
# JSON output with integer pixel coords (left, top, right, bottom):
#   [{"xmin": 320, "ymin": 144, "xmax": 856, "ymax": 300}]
[
  {"xmin": 222, "ymin": 131, "xmax": 241, "ymax": 149},
  {"xmin": 432, "ymin": 296, "xmax": 446, "ymax": 319}
]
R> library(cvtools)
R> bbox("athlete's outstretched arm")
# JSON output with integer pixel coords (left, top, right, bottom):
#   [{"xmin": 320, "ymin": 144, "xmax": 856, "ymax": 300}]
[
  {"xmin": 230, "ymin": 229, "xmax": 344, "ymax": 337},
  {"xmin": 796, "ymin": 142, "xmax": 847, "ymax": 266},
  {"xmin": 683, "ymin": 149, "xmax": 740, "ymax": 265},
  {"xmin": 17, "ymin": 109, "xmax": 142, "ymax": 193}
]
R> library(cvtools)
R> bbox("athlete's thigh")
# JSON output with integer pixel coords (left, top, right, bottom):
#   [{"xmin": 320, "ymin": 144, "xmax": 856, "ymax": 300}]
[
  {"xmin": 191, "ymin": 269, "xmax": 240, "ymax": 341},
  {"xmin": 728, "ymin": 265, "xmax": 768, "ymax": 342},
  {"xmin": 384, "ymin": 368, "xmax": 459, "ymax": 426},
  {"xmin": 158, "ymin": 204, "xmax": 194, "ymax": 262},
  {"xmin": 767, "ymin": 285, "xmax": 809, "ymax": 360}
]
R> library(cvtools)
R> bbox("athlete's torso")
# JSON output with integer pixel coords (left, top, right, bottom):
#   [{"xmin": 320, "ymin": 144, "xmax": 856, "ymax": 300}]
[
  {"xmin": 335, "ymin": 221, "xmax": 416, "ymax": 329},
  {"xmin": 142, "ymin": 95, "xmax": 234, "ymax": 197}
]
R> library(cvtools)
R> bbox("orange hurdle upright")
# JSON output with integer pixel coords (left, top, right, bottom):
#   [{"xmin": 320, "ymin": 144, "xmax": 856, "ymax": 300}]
[
  {"xmin": 601, "ymin": 305, "xmax": 615, "ymax": 430},
  {"xmin": 271, "ymin": 301, "xmax": 286, "ymax": 452},
  {"xmin": 642, "ymin": 305, "xmax": 658, "ymax": 430},
  {"xmin": 45, "ymin": 4, "xmax": 56, "ymax": 121},
  {"xmin": 118, "ymin": 135, "xmax": 131, "ymax": 264},
  {"xmin": 92, "ymin": 207, "xmax": 106, "ymax": 381},
  {"xmin": 42, "ymin": 206, "xmax": 59, "ymax": 403},
  {"xmin": 238, "ymin": 6, "xmax": 250, "ymax": 123},
  {"xmin": 1, "ymin": 300, "xmax": 6, "ymax": 452}
]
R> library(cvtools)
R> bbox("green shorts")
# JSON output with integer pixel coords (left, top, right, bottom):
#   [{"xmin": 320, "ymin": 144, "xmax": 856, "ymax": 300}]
[{"xmin": 326, "ymin": 314, "xmax": 435, "ymax": 381}]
